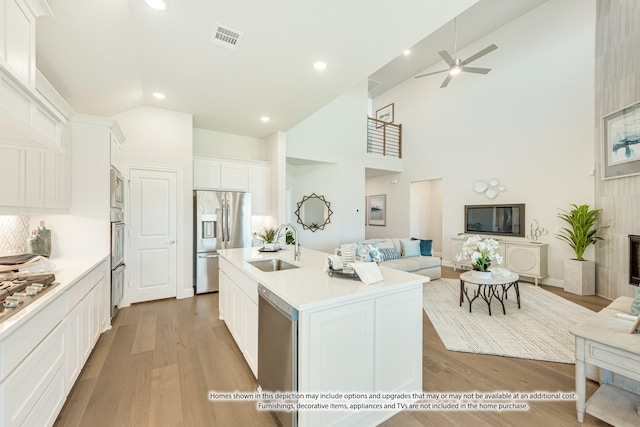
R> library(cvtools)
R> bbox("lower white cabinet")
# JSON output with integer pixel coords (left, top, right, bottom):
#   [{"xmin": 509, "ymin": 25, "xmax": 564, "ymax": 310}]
[
  {"xmin": 219, "ymin": 259, "xmax": 258, "ymax": 377},
  {"xmin": 0, "ymin": 258, "xmax": 110, "ymax": 427},
  {"xmin": 299, "ymin": 286, "xmax": 422, "ymax": 427}
]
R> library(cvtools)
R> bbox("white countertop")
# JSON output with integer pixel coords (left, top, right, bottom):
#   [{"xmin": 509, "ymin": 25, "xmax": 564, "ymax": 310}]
[
  {"xmin": 218, "ymin": 246, "xmax": 428, "ymax": 311},
  {"xmin": 0, "ymin": 254, "xmax": 109, "ymax": 340}
]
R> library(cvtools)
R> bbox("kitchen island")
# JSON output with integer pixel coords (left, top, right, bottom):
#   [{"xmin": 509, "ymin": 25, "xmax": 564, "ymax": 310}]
[{"xmin": 218, "ymin": 246, "xmax": 426, "ymax": 427}]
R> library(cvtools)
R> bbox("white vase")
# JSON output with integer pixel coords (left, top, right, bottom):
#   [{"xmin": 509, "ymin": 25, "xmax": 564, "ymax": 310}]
[{"xmin": 472, "ymin": 270, "xmax": 492, "ymax": 279}]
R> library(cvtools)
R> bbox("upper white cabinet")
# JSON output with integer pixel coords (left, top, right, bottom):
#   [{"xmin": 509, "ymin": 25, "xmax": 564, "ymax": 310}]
[
  {"xmin": 0, "ymin": 0, "xmax": 52, "ymax": 87},
  {"xmin": 0, "ymin": 135, "xmax": 69, "ymax": 210},
  {"xmin": 109, "ymin": 132, "xmax": 124, "ymax": 173},
  {"xmin": 220, "ymin": 162, "xmax": 248, "ymax": 191},
  {"xmin": 193, "ymin": 158, "xmax": 221, "ymax": 189},
  {"xmin": 193, "ymin": 155, "xmax": 271, "ymax": 215}
]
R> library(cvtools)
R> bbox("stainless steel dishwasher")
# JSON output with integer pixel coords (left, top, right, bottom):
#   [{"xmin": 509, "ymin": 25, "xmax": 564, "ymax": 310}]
[{"xmin": 258, "ymin": 283, "xmax": 298, "ymax": 427}]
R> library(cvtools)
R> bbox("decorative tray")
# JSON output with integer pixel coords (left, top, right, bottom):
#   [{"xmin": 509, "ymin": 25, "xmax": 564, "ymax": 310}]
[
  {"xmin": 258, "ymin": 247, "xmax": 281, "ymax": 252},
  {"xmin": 327, "ymin": 260, "xmax": 359, "ymax": 280}
]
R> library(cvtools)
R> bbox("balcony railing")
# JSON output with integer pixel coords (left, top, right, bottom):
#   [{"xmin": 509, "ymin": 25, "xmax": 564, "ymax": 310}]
[{"xmin": 367, "ymin": 117, "xmax": 402, "ymax": 159}]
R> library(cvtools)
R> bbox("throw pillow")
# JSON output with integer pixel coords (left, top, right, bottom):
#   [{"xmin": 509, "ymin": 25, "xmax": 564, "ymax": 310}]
[
  {"xmin": 378, "ymin": 248, "xmax": 401, "ymax": 262},
  {"xmin": 411, "ymin": 237, "xmax": 433, "ymax": 256},
  {"xmin": 400, "ymin": 239, "xmax": 421, "ymax": 257},
  {"xmin": 630, "ymin": 288, "xmax": 640, "ymax": 316}
]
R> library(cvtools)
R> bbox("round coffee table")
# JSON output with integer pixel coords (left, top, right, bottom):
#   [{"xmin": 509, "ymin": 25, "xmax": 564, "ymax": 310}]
[{"xmin": 459, "ymin": 271, "xmax": 520, "ymax": 316}]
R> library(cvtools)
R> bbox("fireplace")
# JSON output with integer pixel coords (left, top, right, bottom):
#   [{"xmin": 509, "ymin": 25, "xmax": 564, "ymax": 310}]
[{"xmin": 630, "ymin": 235, "xmax": 640, "ymax": 286}]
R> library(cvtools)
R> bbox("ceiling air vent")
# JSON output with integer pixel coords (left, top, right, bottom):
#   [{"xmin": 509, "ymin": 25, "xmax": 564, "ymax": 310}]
[
  {"xmin": 211, "ymin": 23, "xmax": 244, "ymax": 51},
  {"xmin": 368, "ymin": 79, "xmax": 382, "ymax": 94}
]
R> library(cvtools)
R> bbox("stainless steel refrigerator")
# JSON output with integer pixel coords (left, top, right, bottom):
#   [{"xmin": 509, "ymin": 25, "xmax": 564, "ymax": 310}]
[{"xmin": 194, "ymin": 190, "xmax": 251, "ymax": 294}]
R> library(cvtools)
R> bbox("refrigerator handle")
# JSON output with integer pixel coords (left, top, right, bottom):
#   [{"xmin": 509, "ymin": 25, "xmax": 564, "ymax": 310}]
[{"xmin": 221, "ymin": 195, "xmax": 228, "ymax": 242}]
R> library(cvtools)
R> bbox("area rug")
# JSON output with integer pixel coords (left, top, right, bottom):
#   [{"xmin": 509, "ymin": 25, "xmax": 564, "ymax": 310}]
[{"xmin": 423, "ymin": 278, "xmax": 596, "ymax": 363}]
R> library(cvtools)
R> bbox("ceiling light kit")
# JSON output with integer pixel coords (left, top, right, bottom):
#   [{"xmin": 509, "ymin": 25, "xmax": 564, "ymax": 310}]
[
  {"xmin": 145, "ymin": 0, "xmax": 167, "ymax": 11},
  {"xmin": 414, "ymin": 18, "xmax": 498, "ymax": 88},
  {"xmin": 152, "ymin": 92, "xmax": 166, "ymax": 100},
  {"xmin": 313, "ymin": 61, "xmax": 327, "ymax": 71},
  {"xmin": 260, "ymin": 117, "xmax": 270, "ymax": 123}
]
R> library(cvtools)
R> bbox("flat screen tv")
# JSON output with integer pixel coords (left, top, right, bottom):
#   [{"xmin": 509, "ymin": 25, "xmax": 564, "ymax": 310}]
[{"xmin": 464, "ymin": 204, "xmax": 525, "ymax": 238}]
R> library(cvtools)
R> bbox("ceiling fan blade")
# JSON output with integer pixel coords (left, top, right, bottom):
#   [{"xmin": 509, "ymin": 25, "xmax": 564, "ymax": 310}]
[
  {"xmin": 461, "ymin": 44, "xmax": 498, "ymax": 66},
  {"xmin": 440, "ymin": 74, "xmax": 452, "ymax": 88},
  {"xmin": 438, "ymin": 50, "xmax": 455, "ymax": 66},
  {"xmin": 462, "ymin": 67, "xmax": 491, "ymax": 75},
  {"xmin": 414, "ymin": 69, "xmax": 449, "ymax": 79}
]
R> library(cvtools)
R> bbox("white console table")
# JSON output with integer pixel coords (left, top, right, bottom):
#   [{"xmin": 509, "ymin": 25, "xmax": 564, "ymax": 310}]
[
  {"xmin": 571, "ymin": 316, "xmax": 640, "ymax": 426},
  {"xmin": 451, "ymin": 237, "xmax": 548, "ymax": 285}
]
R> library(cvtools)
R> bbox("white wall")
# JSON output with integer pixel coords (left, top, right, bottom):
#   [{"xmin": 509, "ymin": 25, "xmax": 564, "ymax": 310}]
[
  {"xmin": 193, "ymin": 128, "xmax": 266, "ymax": 161},
  {"xmin": 371, "ymin": 0, "xmax": 596, "ymax": 285},
  {"xmin": 410, "ymin": 179, "xmax": 443, "ymax": 255},
  {"xmin": 286, "ymin": 82, "xmax": 368, "ymax": 252},
  {"xmin": 112, "ymin": 106, "xmax": 194, "ymax": 299}
]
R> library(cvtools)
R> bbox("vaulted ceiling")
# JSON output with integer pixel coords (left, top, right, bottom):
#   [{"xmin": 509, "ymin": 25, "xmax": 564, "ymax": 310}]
[{"xmin": 35, "ymin": 0, "xmax": 547, "ymax": 139}]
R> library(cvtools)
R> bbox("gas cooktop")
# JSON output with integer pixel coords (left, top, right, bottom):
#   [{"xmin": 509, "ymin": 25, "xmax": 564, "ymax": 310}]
[{"xmin": 0, "ymin": 273, "xmax": 57, "ymax": 323}]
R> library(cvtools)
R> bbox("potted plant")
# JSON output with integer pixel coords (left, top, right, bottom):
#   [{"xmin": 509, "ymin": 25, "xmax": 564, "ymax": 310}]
[
  {"xmin": 456, "ymin": 235, "xmax": 504, "ymax": 279},
  {"xmin": 258, "ymin": 227, "xmax": 279, "ymax": 251},
  {"xmin": 556, "ymin": 204, "xmax": 608, "ymax": 295}
]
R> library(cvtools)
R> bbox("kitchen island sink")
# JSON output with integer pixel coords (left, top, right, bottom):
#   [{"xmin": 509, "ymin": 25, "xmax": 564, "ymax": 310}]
[{"xmin": 246, "ymin": 258, "xmax": 299, "ymax": 272}]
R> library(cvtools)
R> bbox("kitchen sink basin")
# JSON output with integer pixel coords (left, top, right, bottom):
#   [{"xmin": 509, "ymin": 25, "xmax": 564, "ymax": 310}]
[{"xmin": 247, "ymin": 259, "xmax": 299, "ymax": 272}]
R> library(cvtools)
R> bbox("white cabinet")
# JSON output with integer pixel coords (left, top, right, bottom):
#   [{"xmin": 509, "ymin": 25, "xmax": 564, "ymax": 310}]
[
  {"xmin": 248, "ymin": 165, "xmax": 271, "ymax": 215},
  {"xmin": 193, "ymin": 157, "xmax": 248, "ymax": 191},
  {"xmin": 0, "ymin": 137, "xmax": 70, "ymax": 210},
  {"xmin": 194, "ymin": 158, "xmax": 221, "ymax": 189},
  {"xmin": 110, "ymin": 132, "xmax": 124, "ymax": 173},
  {"xmin": 219, "ymin": 258, "xmax": 258, "ymax": 377},
  {"xmin": 298, "ymin": 286, "xmax": 423, "ymax": 427},
  {"xmin": 0, "ymin": 145, "xmax": 24, "ymax": 206},
  {"xmin": 451, "ymin": 237, "xmax": 548, "ymax": 285}
]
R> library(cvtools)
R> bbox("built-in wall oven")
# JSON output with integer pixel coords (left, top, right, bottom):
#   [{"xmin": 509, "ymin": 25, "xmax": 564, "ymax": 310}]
[{"xmin": 110, "ymin": 167, "xmax": 125, "ymax": 318}]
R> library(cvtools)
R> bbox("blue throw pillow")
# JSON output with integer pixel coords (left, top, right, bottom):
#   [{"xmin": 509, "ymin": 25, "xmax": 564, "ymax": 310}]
[
  {"xmin": 411, "ymin": 237, "xmax": 433, "ymax": 256},
  {"xmin": 378, "ymin": 248, "xmax": 401, "ymax": 261}
]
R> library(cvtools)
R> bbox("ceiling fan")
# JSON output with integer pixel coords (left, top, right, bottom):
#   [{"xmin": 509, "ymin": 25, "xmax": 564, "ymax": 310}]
[{"xmin": 414, "ymin": 18, "xmax": 498, "ymax": 88}]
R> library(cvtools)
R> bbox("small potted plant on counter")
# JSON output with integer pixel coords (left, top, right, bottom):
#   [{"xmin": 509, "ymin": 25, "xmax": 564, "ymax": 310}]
[
  {"xmin": 258, "ymin": 227, "xmax": 279, "ymax": 251},
  {"xmin": 556, "ymin": 203, "xmax": 608, "ymax": 295}
]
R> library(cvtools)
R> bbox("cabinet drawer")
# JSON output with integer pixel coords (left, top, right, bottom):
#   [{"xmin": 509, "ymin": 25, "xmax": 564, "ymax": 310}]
[
  {"xmin": 0, "ymin": 294, "xmax": 65, "ymax": 381},
  {"xmin": 65, "ymin": 273, "xmax": 91, "ymax": 310},
  {"xmin": 22, "ymin": 366, "xmax": 65, "ymax": 427},
  {"xmin": 585, "ymin": 340, "xmax": 640, "ymax": 381},
  {"xmin": 0, "ymin": 322, "xmax": 65, "ymax": 427}
]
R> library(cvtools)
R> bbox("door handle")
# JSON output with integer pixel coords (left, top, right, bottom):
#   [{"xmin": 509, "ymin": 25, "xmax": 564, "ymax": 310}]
[{"xmin": 169, "ymin": 240, "xmax": 176, "ymax": 244}]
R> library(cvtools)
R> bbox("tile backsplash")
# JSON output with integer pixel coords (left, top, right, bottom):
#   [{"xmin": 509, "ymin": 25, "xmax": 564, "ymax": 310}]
[{"xmin": 0, "ymin": 215, "xmax": 30, "ymax": 256}]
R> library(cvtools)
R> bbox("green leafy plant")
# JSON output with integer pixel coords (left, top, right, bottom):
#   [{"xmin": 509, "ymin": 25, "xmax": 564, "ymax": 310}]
[
  {"xmin": 257, "ymin": 227, "xmax": 278, "ymax": 243},
  {"xmin": 285, "ymin": 230, "xmax": 296, "ymax": 245},
  {"xmin": 556, "ymin": 204, "xmax": 608, "ymax": 261}
]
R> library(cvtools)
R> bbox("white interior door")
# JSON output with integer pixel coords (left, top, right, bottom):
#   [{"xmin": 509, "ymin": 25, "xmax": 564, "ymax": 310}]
[{"xmin": 128, "ymin": 168, "xmax": 178, "ymax": 303}]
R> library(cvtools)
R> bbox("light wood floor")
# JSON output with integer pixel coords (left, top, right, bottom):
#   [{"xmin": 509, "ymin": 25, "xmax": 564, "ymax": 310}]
[{"xmin": 54, "ymin": 267, "xmax": 612, "ymax": 427}]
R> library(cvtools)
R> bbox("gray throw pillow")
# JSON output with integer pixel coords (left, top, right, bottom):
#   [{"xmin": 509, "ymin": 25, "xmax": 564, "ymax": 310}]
[{"xmin": 630, "ymin": 288, "xmax": 640, "ymax": 316}]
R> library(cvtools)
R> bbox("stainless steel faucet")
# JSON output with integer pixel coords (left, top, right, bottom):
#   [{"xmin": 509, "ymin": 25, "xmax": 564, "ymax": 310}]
[{"xmin": 276, "ymin": 223, "xmax": 300, "ymax": 261}]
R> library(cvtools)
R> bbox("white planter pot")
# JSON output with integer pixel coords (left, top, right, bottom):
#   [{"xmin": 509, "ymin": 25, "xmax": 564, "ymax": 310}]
[
  {"xmin": 472, "ymin": 270, "xmax": 492, "ymax": 279},
  {"xmin": 563, "ymin": 259, "xmax": 595, "ymax": 295}
]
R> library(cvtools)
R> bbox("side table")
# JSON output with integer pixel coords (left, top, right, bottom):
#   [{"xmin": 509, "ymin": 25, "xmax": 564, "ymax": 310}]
[
  {"xmin": 571, "ymin": 316, "xmax": 640, "ymax": 426},
  {"xmin": 459, "ymin": 271, "xmax": 520, "ymax": 315}
]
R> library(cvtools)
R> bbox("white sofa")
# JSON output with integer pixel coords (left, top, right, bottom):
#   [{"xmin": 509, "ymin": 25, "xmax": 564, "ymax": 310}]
[{"xmin": 359, "ymin": 237, "xmax": 441, "ymax": 280}]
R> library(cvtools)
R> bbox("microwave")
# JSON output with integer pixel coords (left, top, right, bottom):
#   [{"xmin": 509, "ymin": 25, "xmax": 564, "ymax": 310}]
[{"xmin": 110, "ymin": 167, "xmax": 124, "ymax": 220}]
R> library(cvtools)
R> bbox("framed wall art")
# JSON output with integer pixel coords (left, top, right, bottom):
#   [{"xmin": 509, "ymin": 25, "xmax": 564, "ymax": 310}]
[
  {"xmin": 368, "ymin": 195, "xmax": 386, "ymax": 226},
  {"xmin": 602, "ymin": 100, "xmax": 640, "ymax": 180},
  {"xmin": 375, "ymin": 103, "xmax": 394, "ymax": 127}
]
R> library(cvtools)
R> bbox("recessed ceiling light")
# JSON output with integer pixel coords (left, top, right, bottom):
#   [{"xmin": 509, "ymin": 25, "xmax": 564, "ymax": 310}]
[
  {"xmin": 145, "ymin": 0, "xmax": 167, "ymax": 11},
  {"xmin": 260, "ymin": 116, "xmax": 270, "ymax": 123},
  {"xmin": 313, "ymin": 61, "xmax": 327, "ymax": 71},
  {"xmin": 403, "ymin": 49, "xmax": 411, "ymax": 56},
  {"xmin": 152, "ymin": 92, "xmax": 166, "ymax": 99}
]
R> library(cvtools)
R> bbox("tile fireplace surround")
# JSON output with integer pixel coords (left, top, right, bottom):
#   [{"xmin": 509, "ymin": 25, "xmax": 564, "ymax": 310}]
[{"xmin": 0, "ymin": 215, "xmax": 29, "ymax": 256}]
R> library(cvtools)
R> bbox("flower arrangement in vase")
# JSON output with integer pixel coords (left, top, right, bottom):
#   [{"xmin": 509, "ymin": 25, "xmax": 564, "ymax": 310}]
[{"xmin": 456, "ymin": 235, "xmax": 503, "ymax": 279}]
